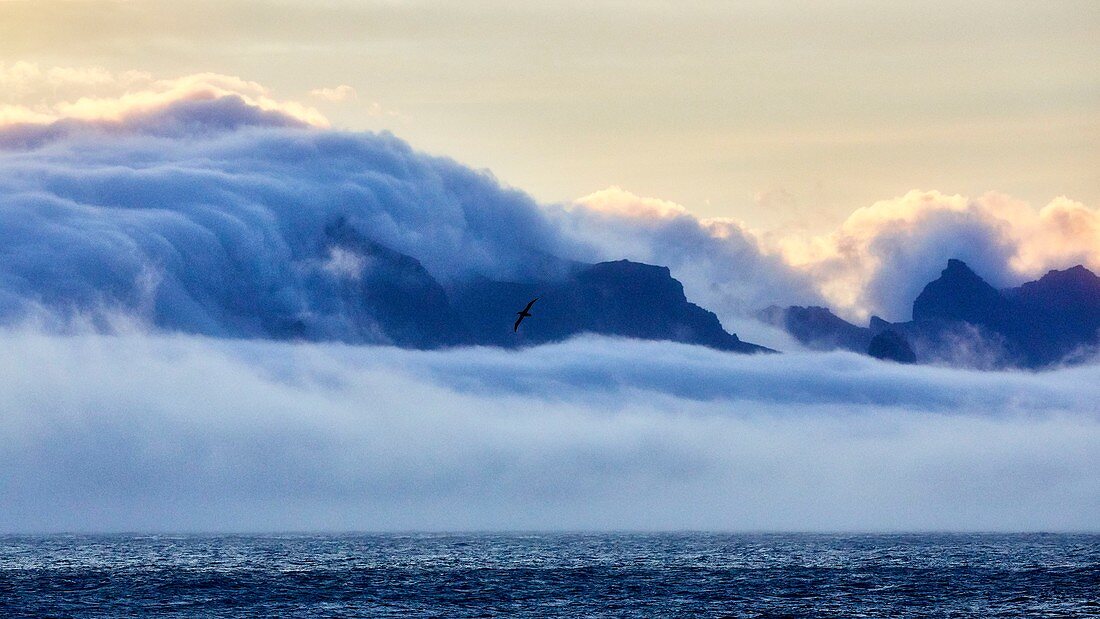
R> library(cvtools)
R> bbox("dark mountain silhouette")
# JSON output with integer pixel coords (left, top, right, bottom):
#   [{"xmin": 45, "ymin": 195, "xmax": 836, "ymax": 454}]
[
  {"xmin": 318, "ymin": 223, "xmax": 769, "ymax": 352},
  {"xmin": 758, "ymin": 305, "xmax": 872, "ymax": 352},
  {"xmin": 319, "ymin": 219, "xmax": 471, "ymax": 348},
  {"xmin": 762, "ymin": 260, "xmax": 1100, "ymax": 368},
  {"xmin": 912, "ymin": 258, "xmax": 1007, "ymax": 325},
  {"xmin": 453, "ymin": 260, "xmax": 771, "ymax": 354},
  {"xmin": 867, "ymin": 330, "xmax": 917, "ymax": 364},
  {"xmin": 1002, "ymin": 265, "xmax": 1100, "ymax": 365}
]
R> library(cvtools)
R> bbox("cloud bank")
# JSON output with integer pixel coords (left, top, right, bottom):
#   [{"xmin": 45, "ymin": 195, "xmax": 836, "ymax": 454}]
[
  {"xmin": 559, "ymin": 187, "xmax": 822, "ymax": 319},
  {"xmin": 0, "ymin": 70, "xmax": 1096, "ymax": 533},
  {"xmin": 0, "ymin": 77, "xmax": 814, "ymax": 347},
  {"xmin": 1, "ymin": 330, "xmax": 1096, "ymax": 533},
  {"xmin": 566, "ymin": 186, "xmax": 1100, "ymax": 324},
  {"xmin": 0, "ymin": 94, "xmax": 583, "ymax": 342},
  {"xmin": 2, "ymin": 68, "xmax": 1096, "ymax": 337}
]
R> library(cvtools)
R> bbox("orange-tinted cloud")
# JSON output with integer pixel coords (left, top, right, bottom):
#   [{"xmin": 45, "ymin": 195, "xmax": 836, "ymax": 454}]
[
  {"xmin": 776, "ymin": 190, "xmax": 1100, "ymax": 320},
  {"xmin": 0, "ymin": 63, "xmax": 329, "ymax": 128},
  {"xmin": 572, "ymin": 187, "xmax": 1098, "ymax": 322},
  {"xmin": 574, "ymin": 186, "xmax": 689, "ymax": 220}
]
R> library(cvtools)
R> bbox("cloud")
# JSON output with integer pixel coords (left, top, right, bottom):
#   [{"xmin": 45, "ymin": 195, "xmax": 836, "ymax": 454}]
[
  {"xmin": 0, "ymin": 77, "xmax": 1094, "ymax": 347},
  {"xmin": 0, "ymin": 79, "xmax": 1095, "ymax": 533},
  {"xmin": 557, "ymin": 187, "xmax": 822, "ymax": 321},
  {"xmin": 0, "ymin": 95, "xmax": 582, "ymax": 341},
  {"xmin": 309, "ymin": 84, "xmax": 357, "ymax": 102},
  {"xmin": 0, "ymin": 87, "xmax": 806, "ymax": 346},
  {"xmin": 0, "ymin": 61, "xmax": 142, "ymax": 94},
  {"xmin": 775, "ymin": 190, "xmax": 1100, "ymax": 321},
  {"xmin": 576, "ymin": 186, "xmax": 689, "ymax": 219},
  {"xmin": 0, "ymin": 330, "xmax": 1095, "ymax": 532},
  {"xmin": 1015, "ymin": 196, "xmax": 1100, "ymax": 276},
  {"xmin": 0, "ymin": 63, "xmax": 328, "ymax": 128},
  {"xmin": 564, "ymin": 186, "xmax": 1100, "ymax": 324}
]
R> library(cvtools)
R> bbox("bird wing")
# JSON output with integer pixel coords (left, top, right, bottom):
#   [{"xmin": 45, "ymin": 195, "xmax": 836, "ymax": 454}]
[
  {"xmin": 522, "ymin": 297, "xmax": 539, "ymax": 313},
  {"xmin": 513, "ymin": 314, "xmax": 525, "ymax": 332}
]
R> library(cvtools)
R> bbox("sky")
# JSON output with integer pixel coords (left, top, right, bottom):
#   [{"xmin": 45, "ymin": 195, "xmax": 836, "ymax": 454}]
[
  {"xmin": 0, "ymin": 1, "xmax": 1097, "ymax": 532},
  {"xmin": 1, "ymin": 0, "xmax": 1096, "ymax": 230}
]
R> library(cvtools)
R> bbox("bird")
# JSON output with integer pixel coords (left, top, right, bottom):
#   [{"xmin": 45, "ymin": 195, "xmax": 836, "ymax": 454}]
[{"xmin": 513, "ymin": 297, "xmax": 538, "ymax": 332}]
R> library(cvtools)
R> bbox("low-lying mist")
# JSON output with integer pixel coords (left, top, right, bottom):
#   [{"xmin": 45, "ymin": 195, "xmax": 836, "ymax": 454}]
[{"xmin": 2, "ymin": 329, "xmax": 1096, "ymax": 533}]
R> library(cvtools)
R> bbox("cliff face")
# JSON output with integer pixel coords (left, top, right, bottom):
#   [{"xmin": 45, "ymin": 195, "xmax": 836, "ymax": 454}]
[
  {"xmin": 316, "ymin": 225, "xmax": 769, "ymax": 352},
  {"xmin": 319, "ymin": 220, "xmax": 471, "ymax": 348},
  {"xmin": 1006, "ymin": 265, "xmax": 1100, "ymax": 365},
  {"xmin": 912, "ymin": 260, "xmax": 1100, "ymax": 366},
  {"xmin": 453, "ymin": 260, "xmax": 771, "ymax": 354},
  {"xmin": 764, "ymin": 260, "xmax": 1100, "ymax": 369}
]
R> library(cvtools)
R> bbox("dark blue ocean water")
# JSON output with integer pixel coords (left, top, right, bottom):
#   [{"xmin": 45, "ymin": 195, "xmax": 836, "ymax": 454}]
[{"xmin": 1, "ymin": 533, "xmax": 1097, "ymax": 618}]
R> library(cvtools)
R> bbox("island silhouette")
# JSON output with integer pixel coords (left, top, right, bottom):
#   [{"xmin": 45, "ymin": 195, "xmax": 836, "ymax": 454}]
[{"xmin": 761, "ymin": 259, "xmax": 1100, "ymax": 369}]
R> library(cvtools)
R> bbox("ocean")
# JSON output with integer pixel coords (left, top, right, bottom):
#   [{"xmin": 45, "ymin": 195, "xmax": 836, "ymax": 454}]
[{"xmin": 1, "ymin": 533, "xmax": 1097, "ymax": 618}]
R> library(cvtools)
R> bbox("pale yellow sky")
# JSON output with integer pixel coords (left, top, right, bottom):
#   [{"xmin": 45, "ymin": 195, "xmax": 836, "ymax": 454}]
[{"xmin": 1, "ymin": 0, "xmax": 1097, "ymax": 230}]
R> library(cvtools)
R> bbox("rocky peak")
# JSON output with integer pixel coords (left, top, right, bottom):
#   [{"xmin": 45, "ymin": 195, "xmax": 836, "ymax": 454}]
[{"xmin": 911, "ymin": 259, "xmax": 1005, "ymax": 325}]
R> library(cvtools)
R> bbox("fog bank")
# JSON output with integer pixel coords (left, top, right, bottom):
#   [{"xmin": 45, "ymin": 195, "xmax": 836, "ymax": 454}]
[{"xmin": 1, "ymin": 330, "xmax": 1096, "ymax": 532}]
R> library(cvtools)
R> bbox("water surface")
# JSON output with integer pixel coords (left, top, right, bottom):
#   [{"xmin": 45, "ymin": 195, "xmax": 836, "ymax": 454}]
[{"xmin": 2, "ymin": 533, "xmax": 1097, "ymax": 617}]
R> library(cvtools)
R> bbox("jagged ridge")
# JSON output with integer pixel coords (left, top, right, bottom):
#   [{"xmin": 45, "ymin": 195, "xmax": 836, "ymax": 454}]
[{"xmin": 762, "ymin": 260, "xmax": 1100, "ymax": 368}]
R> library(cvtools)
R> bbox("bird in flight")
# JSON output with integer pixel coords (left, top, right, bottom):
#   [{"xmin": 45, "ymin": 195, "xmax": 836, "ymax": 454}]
[{"xmin": 513, "ymin": 297, "xmax": 538, "ymax": 332}]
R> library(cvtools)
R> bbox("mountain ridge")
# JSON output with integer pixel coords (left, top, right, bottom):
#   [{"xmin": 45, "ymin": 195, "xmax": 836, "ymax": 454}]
[
  {"xmin": 762, "ymin": 259, "xmax": 1100, "ymax": 368},
  {"xmin": 316, "ymin": 224, "xmax": 771, "ymax": 353}
]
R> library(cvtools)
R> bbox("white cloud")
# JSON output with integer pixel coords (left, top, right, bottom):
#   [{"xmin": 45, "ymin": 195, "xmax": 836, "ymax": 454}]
[
  {"xmin": 322, "ymin": 246, "xmax": 368, "ymax": 279},
  {"xmin": 0, "ymin": 330, "xmax": 1095, "ymax": 532},
  {"xmin": 0, "ymin": 85, "xmax": 1095, "ymax": 533},
  {"xmin": 559, "ymin": 187, "xmax": 821, "ymax": 321},
  {"xmin": 569, "ymin": 187, "xmax": 1100, "ymax": 323},
  {"xmin": 774, "ymin": 190, "xmax": 1100, "ymax": 321},
  {"xmin": 0, "ymin": 98, "xmax": 577, "ymax": 341},
  {"xmin": 575, "ymin": 186, "xmax": 689, "ymax": 220}
]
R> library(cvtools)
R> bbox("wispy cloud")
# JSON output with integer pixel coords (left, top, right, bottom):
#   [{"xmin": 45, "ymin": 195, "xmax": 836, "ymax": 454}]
[{"xmin": 309, "ymin": 84, "xmax": 357, "ymax": 102}]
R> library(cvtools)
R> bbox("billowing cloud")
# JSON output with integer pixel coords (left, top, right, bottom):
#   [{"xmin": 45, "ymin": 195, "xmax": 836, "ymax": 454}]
[
  {"xmin": 565, "ymin": 186, "xmax": 1100, "ymax": 325},
  {"xmin": 0, "ymin": 95, "xmax": 581, "ymax": 341},
  {"xmin": 0, "ymin": 63, "xmax": 328, "ymax": 127},
  {"xmin": 0, "ymin": 72, "xmax": 1095, "ymax": 348},
  {"xmin": 557, "ymin": 187, "xmax": 822, "ymax": 323},
  {"xmin": 0, "ymin": 81, "xmax": 814, "ymax": 348},
  {"xmin": 1014, "ymin": 196, "xmax": 1100, "ymax": 276},
  {"xmin": 0, "ymin": 75, "xmax": 1095, "ymax": 534},
  {"xmin": 776, "ymin": 190, "xmax": 1100, "ymax": 321},
  {"xmin": 0, "ymin": 330, "xmax": 1095, "ymax": 532}
]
